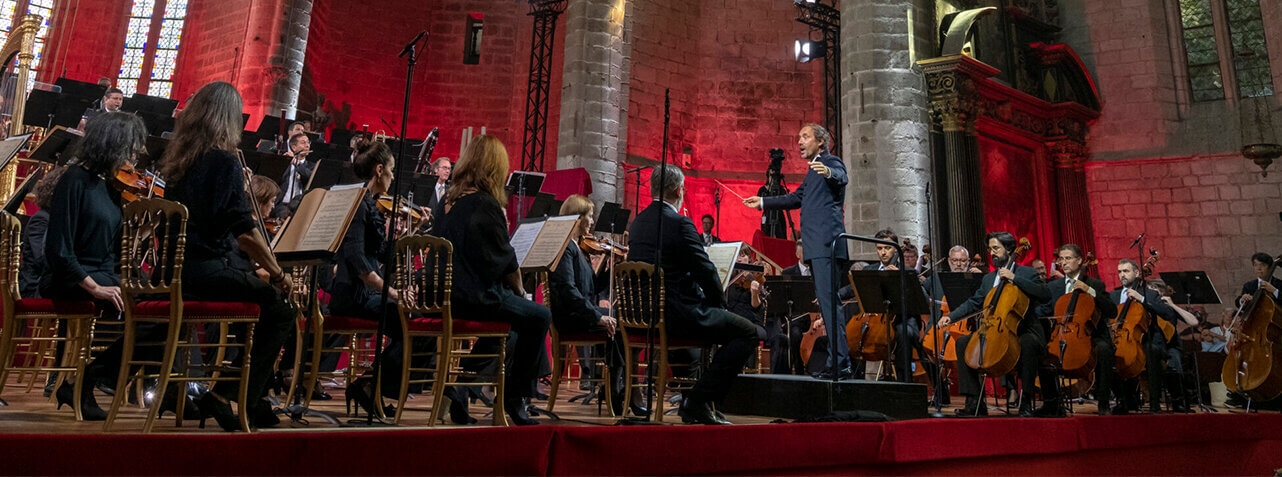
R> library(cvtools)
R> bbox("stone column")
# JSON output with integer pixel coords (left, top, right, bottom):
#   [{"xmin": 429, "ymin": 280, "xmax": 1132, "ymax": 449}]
[
  {"xmin": 236, "ymin": 0, "xmax": 311, "ymax": 119},
  {"xmin": 556, "ymin": 0, "xmax": 630, "ymax": 206},
  {"xmin": 267, "ymin": 0, "xmax": 311, "ymax": 118},
  {"xmin": 840, "ymin": 0, "xmax": 933, "ymax": 257},
  {"xmin": 1049, "ymin": 140, "xmax": 1097, "ymax": 252},
  {"xmin": 918, "ymin": 54, "xmax": 998, "ymax": 256}
]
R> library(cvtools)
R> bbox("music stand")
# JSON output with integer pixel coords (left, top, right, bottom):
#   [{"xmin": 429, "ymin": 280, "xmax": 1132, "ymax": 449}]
[
  {"xmin": 135, "ymin": 135, "xmax": 170, "ymax": 171},
  {"xmin": 525, "ymin": 192, "xmax": 562, "ymax": 219},
  {"xmin": 506, "ymin": 170, "xmax": 545, "ymax": 220},
  {"xmin": 594, "ymin": 201, "xmax": 631, "ymax": 235},
  {"xmin": 241, "ymin": 150, "xmax": 292, "ymax": 183},
  {"xmin": 23, "ymin": 89, "xmax": 60, "ymax": 129},
  {"xmin": 936, "ymin": 272, "xmax": 985, "ymax": 311},
  {"xmin": 241, "ymin": 113, "xmax": 251, "ymax": 129},
  {"xmin": 54, "ymin": 77, "xmax": 107, "ymax": 102},
  {"xmin": 134, "ymin": 110, "xmax": 174, "ymax": 136},
  {"xmin": 306, "ymin": 159, "xmax": 360, "ymax": 190},
  {"xmin": 238, "ymin": 130, "xmax": 261, "ymax": 151},
  {"xmin": 121, "ymin": 93, "xmax": 178, "ymax": 117},
  {"xmin": 0, "ymin": 133, "xmax": 30, "ymax": 170},
  {"xmin": 28, "ymin": 129, "xmax": 77, "ymax": 165},
  {"xmin": 765, "ymin": 275, "xmax": 819, "ymax": 373},
  {"xmin": 848, "ymin": 270, "xmax": 931, "ymax": 381},
  {"xmin": 330, "ymin": 128, "xmax": 358, "ymax": 148},
  {"xmin": 256, "ymin": 114, "xmax": 283, "ymax": 141},
  {"xmin": 1158, "ymin": 270, "xmax": 1221, "ymax": 413},
  {"xmin": 393, "ymin": 169, "xmax": 435, "ymax": 202}
]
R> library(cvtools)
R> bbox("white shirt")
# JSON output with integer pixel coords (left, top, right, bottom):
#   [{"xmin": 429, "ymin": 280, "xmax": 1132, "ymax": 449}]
[
  {"xmin": 1118, "ymin": 287, "xmax": 1144, "ymax": 304},
  {"xmin": 797, "ymin": 262, "xmax": 810, "ymax": 276},
  {"xmin": 1259, "ymin": 278, "xmax": 1280, "ymax": 298},
  {"xmin": 435, "ymin": 182, "xmax": 447, "ymax": 202},
  {"xmin": 1064, "ymin": 273, "xmax": 1097, "ymax": 298}
]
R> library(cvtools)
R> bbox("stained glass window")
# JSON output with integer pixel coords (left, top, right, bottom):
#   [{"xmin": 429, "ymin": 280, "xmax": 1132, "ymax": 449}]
[
  {"xmin": 147, "ymin": 0, "xmax": 186, "ymax": 97},
  {"xmin": 116, "ymin": 0, "xmax": 155, "ymax": 97},
  {"xmin": 1178, "ymin": 0, "xmax": 1224, "ymax": 102},
  {"xmin": 0, "ymin": 1, "xmax": 18, "ymax": 43},
  {"xmin": 1225, "ymin": 0, "xmax": 1273, "ymax": 98},
  {"xmin": 114, "ymin": 0, "xmax": 185, "ymax": 98}
]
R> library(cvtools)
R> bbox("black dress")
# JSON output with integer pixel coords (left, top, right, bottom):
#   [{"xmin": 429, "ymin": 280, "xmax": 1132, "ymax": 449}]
[
  {"xmin": 40, "ymin": 165, "xmax": 121, "ymax": 299},
  {"xmin": 167, "ymin": 149, "xmax": 295, "ymax": 407},
  {"xmin": 435, "ymin": 192, "xmax": 550, "ymax": 400}
]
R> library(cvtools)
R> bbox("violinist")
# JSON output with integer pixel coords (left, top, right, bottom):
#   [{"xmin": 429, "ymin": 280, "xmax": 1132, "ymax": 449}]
[
  {"xmin": 332, "ymin": 140, "xmax": 428, "ymax": 420},
  {"xmin": 158, "ymin": 81, "xmax": 295, "ymax": 431},
  {"xmin": 1109, "ymin": 259, "xmax": 1184, "ymax": 414},
  {"xmin": 936, "ymin": 232, "xmax": 1049, "ymax": 417},
  {"xmin": 1033, "ymin": 244, "xmax": 1116, "ymax": 416},
  {"xmin": 546, "ymin": 195, "xmax": 633, "ymax": 415},
  {"xmin": 1237, "ymin": 253, "xmax": 1282, "ymax": 308},
  {"xmin": 726, "ymin": 249, "xmax": 765, "ymax": 325},
  {"xmin": 42, "ymin": 112, "xmax": 146, "ymax": 420},
  {"xmin": 435, "ymin": 135, "xmax": 551, "ymax": 426}
]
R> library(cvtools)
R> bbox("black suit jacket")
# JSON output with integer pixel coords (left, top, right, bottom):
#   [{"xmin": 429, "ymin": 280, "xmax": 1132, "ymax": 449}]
[
  {"xmin": 1108, "ymin": 286, "xmax": 1178, "ymax": 326},
  {"xmin": 1239, "ymin": 277, "xmax": 1282, "ymax": 307},
  {"xmin": 760, "ymin": 151, "xmax": 847, "ymax": 262},
  {"xmin": 949, "ymin": 264, "xmax": 1050, "ymax": 322},
  {"xmin": 626, "ymin": 201, "xmax": 725, "ymax": 329},
  {"xmin": 781, "ymin": 264, "xmax": 810, "ymax": 276},
  {"xmin": 1037, "ymin": 275, "xmax": 1117, "ymax": 329}
]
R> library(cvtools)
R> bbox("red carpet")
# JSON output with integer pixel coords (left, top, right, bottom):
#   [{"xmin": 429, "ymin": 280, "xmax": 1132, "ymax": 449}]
[{"xmin": 3, "ymin": 413, "xmax": 1280, "ymax": 475}]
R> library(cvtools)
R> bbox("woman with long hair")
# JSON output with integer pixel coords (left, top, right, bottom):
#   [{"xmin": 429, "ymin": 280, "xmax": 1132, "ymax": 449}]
[
  {"xmin": 435, "ymin": 135, "xmax": 550, "ymax": 426},
  {"xmin": 158, "ymin": 81, "xmax": 294, "ymax": 431},
  {"xmin": 42, "ymin": 112, "xmax": 146, "ymax": 420}
]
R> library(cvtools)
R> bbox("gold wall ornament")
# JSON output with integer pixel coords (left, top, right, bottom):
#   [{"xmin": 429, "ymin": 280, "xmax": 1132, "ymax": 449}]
[{"xmin": 1242, "ymin": 143, "xmax": 1282, "ymax": 178}]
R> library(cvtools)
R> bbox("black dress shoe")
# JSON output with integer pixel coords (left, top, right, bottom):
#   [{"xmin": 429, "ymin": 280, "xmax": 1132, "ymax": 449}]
[
  {"xmin": 55, "ymin": 381, "xmax": 107, "ymax": 421},
  {"xmin": 1032, "ymin": 403, "xmax": 1066, "ymax": 418},
  {"xmin": 709, "ymin": 404, "xmax": 732, "ymax": 425},
  {"xmin": 504, "ymin": 397, "xmax": 539, "ymax": 426},
  {"xmin": 443, "ymin": 387, "xmax": 477, "ymax": 425},
  {"xmin": 346, "ymin": 378, "xmax": 380, "ymax": 418},
  {"xmin": 954, "ymin": 397, "xmax": 988, "ymax": 417},
  {"xmin": 1171, "ymin": 403, "xmax": 1192, "ymax": 414},
  {"xmin": 678, "ymin": 397, "xmax": 726, "ymax": 425},
  {"xmin": 158, "ymin": 385, "xmax": 201, "ymax": 420},
  {"xmin": 312, "ymin": 389, "xmax": 333, "ymax": 401},
  {"xmin": 811, "ymin": 366, "xmax": 853, "ymax": 380},
  {"xmin": 197, "ymin": 392, "xmax": 240, "ymax": 432},
  {"xmin": 249, "ymin": 400, "xmax": 281, "ymax": 428},
  {"xmin": 1109, "ymin": 404, "xmax": 1130, "ymax": 415}
]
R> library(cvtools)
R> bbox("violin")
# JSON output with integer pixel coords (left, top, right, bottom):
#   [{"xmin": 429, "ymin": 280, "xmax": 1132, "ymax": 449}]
[
  {"xmin": 580, "ymin": 235, "xmax": 626, "ymax": 258},
  {"xmin": 962, "ymin": 237, "xmax": 1033, "ymax": 377},
  {"xmin": 1222, "ymin": 253, "xmax": 1282, "ymax": 400},
  {"xmin": 1113, "ymin": 250, "xmax": 1161, "ymax": 379},
  {"xmin": 1047, "ymin": 252, "xmax": 1100, "ymax": 379},
  {"xmin": 113, "ymin": 163, "xmax": 165, "ymax": 203}
]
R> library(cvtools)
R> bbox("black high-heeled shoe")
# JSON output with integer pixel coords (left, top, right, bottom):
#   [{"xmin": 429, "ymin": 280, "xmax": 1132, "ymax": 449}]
[
  {"xmin": 248, "ymin": 399, "xmax": 281, "ymax": 428},
  {"xmin": 197, "ymin": 392, "xmax": 240, "ymax": 432},
  {"xmin": 346, "ymin": 378, "xmax": 380, "ymax": 418},
  {"xmin": 158, "ymin": 385, "xmax": 201, "ymax": 420},
  {"xmin": 55, "ymin": 381, "xmax": 107, "ymax": 421},
  {"xmin": 444, "ymin": 387, "xmax": 476, "ymax": 425},
  {"xmin": 504, "ymin": 397, "xmax": 539, "ymax": 426}
]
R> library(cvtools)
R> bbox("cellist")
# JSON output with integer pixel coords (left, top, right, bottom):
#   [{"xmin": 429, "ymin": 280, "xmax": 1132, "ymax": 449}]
[
  {"xmin": 1109, "ymin": 259, "xmax": 1185, "ymax": 414},
  {"xmin": 936, "ymin": 232, "xmax": 1049, "ymax": 416},
  {"xmin": 1033, "ymin": 244, "xmax": 1117, "ymax": 416}
]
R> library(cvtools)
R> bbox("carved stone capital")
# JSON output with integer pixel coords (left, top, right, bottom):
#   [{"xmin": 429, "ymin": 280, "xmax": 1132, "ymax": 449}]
[{"xmin": 918, "ymin": 55, "xmax": 998, "ymax": 133}]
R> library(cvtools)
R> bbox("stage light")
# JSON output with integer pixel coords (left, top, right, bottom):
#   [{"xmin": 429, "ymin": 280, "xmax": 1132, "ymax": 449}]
[{"xmin": 794, "ymin": 40, "xmax": 825, "ymax": 63}]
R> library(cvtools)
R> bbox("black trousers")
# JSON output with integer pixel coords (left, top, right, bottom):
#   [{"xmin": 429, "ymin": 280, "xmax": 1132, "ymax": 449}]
[
  {"xmin": 1119, "ymin": 332, "xmax": 1184, "ymax": 409},
  {"xmin": 954, "ymin": 319, "xmax": 1048, "ymax": 405},
  {"xmin": 555, "ymin": 307, "xmax": 625, "ymax": 397},
  {"xmin": 1040, "ymin": 329, "xmax": 1117, "ymax": 408},
  {"xmin": 455, "ymin": 290, "xmax": 551, "ymax": 400},
  {"xmin": 184, "ymin": 260, "xmax": 295, "ymax": 407},
  {"xmin": 667, "ymin": 308, "xmax": 763, "ymax": 403}
]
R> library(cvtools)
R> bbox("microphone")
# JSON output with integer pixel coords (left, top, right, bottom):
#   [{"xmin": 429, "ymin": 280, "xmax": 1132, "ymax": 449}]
[
  {"xmin": 1129, "ymin": 233, "xmax": 1145, "ymax": 249},
  {"xmin": 399, "ymin": 30, "xmax": 427, "ymax": 58},
  {"xmin": 624, "ymin": 165, "xmax": 652, "ymax": 174}
]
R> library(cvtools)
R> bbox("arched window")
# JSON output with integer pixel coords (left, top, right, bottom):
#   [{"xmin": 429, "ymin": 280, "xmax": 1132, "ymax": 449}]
[
  {"xmin": 1176, "ymin": 0, "xmax": 1273, "ymax": 101},
  {"xmin": 0, "ymin": 0, "xmax": 54, "ymax": 90},
  {"xmin": 117, "ymin": 0, "xmax": 187, "ymax": 98}
]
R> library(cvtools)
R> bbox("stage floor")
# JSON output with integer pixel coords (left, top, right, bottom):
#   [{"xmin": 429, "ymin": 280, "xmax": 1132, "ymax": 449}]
[{"xmin": 1, "ymin": 374, "xmax": 1280, "ymax": 475}]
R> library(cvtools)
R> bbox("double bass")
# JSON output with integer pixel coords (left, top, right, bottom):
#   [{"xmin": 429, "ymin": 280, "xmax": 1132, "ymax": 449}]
[
  {"xmin": 1112, "ymin": 251, "xmax": 1160, "ymax": 379},
  {"xmin": 962, "ymin": 238, "xmax": 1033, "ymax": 377},
  {"xmin": 1047, "ymin": 252, "xmax": 1100, "ymax": 379},
  {"xmin": 1221, "ymin": 253, "xmax": 1282, "ymax": 400}
]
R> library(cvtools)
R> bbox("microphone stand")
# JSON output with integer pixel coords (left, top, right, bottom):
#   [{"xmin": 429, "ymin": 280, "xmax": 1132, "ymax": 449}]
[
  {"xmin": 361, "ymin": 29, "xmax": 427, "ymax": 426},
  {"xmin": 923, "ymin": 182, "xmax": 946, "ymax": 416},
  {"xmin": 714, "ymin": 187, "xmax": 722, "ymax": 240}
]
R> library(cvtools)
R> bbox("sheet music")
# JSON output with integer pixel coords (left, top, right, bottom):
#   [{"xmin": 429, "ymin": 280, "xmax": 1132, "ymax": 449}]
[
  {"xmin": 296, "ymin": 183, "xmax": 364, "ymax": 251},
  {"xmin": 521, "ymin": 215, "xmax": 577, "ymax": 269},
  {"xmin": 706, "ymin": 242, "xmax": 744, "ymax": 291},
  {"xmin": 0, "ymin": 133, "xmax": 31, "ymax": 170},
  {"xmin": 510, "ymin": 220, "xmax": 546, "ymax": 268}
]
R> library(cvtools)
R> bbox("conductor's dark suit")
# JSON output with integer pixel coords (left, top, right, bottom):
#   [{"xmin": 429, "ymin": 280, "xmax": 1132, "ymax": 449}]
[
  {"xmin": 1035, "ymin": 274, "xmax": 1117, "ymax": 409},
  {"xmin": 949, "ymin": 264, "xmax": 1050, "ymax": 403},
  {"xmin": 761, "ymin": 150, "xmax": 848, "ymax": 371},
  {"xmin": 626, "ymin": 200, "xmax": 761, "ymax": 404}
]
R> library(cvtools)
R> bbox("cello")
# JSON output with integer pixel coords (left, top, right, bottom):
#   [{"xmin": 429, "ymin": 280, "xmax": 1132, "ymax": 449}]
[
  {"xmin": 1221, "ymin": 253, "xmax": 1282, "ymax": 400},
  {"xmin": 962, "ymin": 238, "xmax": 1033, "ymax": 377},
  {"xmin": 1047, "ymin": 252, "xmax": 1100, "ymax": 379},
  {"xmin": 1112, "ymin": 251, "xmax": 1160, "ymax": 379}
]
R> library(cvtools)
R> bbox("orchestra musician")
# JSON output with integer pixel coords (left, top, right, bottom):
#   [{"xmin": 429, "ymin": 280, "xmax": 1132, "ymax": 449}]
[
  {"xmin": 273, "ymin": 132, "xmax": 314, "ymax": 218},
  {"xmin": 726, "ymin": 249, "xmax": 765, "ymax": 326},
  {"xmin": 1031, "ymin": 258, "xmax": 1063, "ymax": 280},
  {"xmin": 937, "ymin": 232, "xmax": 1050, "ymax": 417},
  {"xmin": 1237, "ymin": 253, "xmax": 1282, "ymax": 308},
  {"xmin": 700, "ymin": 214, "xmax": 720, "ymax": 246},
  {"xmin": 423, "ymin": 157, "xmax": 451, "ymax": 225},
  {"xmin": 42, "ymin": 112, "xmax": 145, "ymax": 420},
  {"xmin": 434, "ymin": 134, "xmax": 551, "ymax": 426},
  {"xmin": 158, "ymin": 81, "xmax": 295, "ymax": 431},
  {"xmin": 78, "ymin": 88, "xmax": 124, "ymax": 128},
  {"xmin": 19, "ymin": 166, "xmax": 69, "ymax": 299},
  {"xmin": 743, "ymin": 123, "xmax": 849, "ymax": 379},
  {"xmin": 628, "ymin": 163, "xmax": 762, "ymax": 425},
  {"xmin": 546, "ymin": 194, "xmax": 634, "ymax": 415},
  {"xmin": 332, "ymin": 140, "xmax": 434, "ymax": 420},
  {"xmin": 775, "ymin": 240, "xmax": 810, "ymax": 374},
  {"xmin": 1034, "ymin": 244, "xmax": 1116, "ymax": 416},
  {"xmin": 1109, "ymin": 259, "xmax": 1184, "ymax": 414}
]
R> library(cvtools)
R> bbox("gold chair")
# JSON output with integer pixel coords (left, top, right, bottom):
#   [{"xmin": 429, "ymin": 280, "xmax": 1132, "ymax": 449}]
[
  {"xmin": 542, "ymin": 271, "xmax": 614, "ymax": 416},
  {"xmin": 614, "ymin": 262, "xmax": 710, "ymax": 423},
  {"xmin": 390, "ymin": 234, "xmax": 511, "ymax": 426},
  {"xmin": 296, "ymin": 268, "xmax": 383, "ymax": 416},
  {"xmin": 103, "ymin": 198, "xmax": 262, "ymax": 432},
  {"xmin": 0, "ymin": 212, "xmax": 96, "ymax": 419}
]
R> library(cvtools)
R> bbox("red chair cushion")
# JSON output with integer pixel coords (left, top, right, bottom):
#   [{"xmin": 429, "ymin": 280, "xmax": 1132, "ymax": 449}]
[
  {"xmin": 407, "ymin": 318, "xmax": 511, "ymax": 335},
  {"xmin": 626, "ymin": 333, "xmax": 705, "ymax": 348},
  {"xmin": 320, "ymin": 315, "xmax": 380, "ymax": 332},
  {"xmin": 11, "ymin": 298, "xmax": 95, "ymax": 316},
  {"xmin": 132, "ymin": 300, "xmax": 260, "ymax": 318}
]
